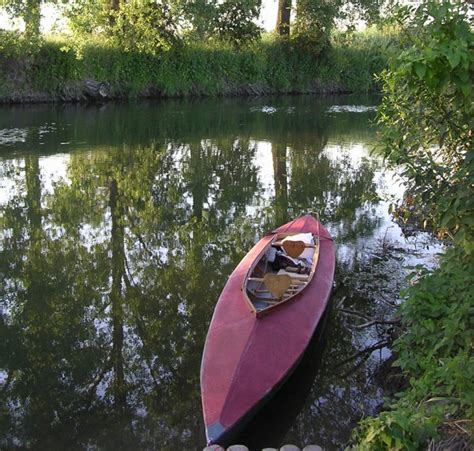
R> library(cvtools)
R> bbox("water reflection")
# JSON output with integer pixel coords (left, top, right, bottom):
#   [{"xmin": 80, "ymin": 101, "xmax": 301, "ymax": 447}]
[{"xmin": 0, "ymin": 96, "xmax": 437, "ymax": 449}]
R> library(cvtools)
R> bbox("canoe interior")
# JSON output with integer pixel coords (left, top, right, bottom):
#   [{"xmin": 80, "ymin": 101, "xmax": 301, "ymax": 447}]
[{"xmin": 243, "ymin": 232, "xmax": 320, "ymax": 316}]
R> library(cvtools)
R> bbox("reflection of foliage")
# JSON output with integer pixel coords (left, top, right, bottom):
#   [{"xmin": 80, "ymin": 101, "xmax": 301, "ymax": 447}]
[
  {"xmin": 268, "ymin": 134, "xmax": 381, "ymax": 239},
  {"xmin": 0, "ymin": 97, "xmax": 387, "ymax": 448},
  {"xmin": 0, "ymin": 136, "xmax": 262, "ymax": 448},
  {"xmin": 0, "ymin": 96, "xmax": 378, "ymax": 152},
  {"xmin": 290, "ymin": 149, "xmax": 379, "ymax": 225},
  {"xmin": 0, "ymin": 155, "xmax": 110, "ymax": 448},
  {"xmin": 281, "ymin": 238, "xmax": 405, "ymax": 448}
]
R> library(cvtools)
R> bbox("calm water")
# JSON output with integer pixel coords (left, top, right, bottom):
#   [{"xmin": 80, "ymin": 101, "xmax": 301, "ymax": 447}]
[{"xmin": 0, "ymin": 96, "xmax": 441, "ymax": 450}]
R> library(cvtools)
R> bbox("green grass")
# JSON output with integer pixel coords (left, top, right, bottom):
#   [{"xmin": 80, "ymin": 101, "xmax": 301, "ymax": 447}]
[{"xmin": 0, "ymin": 28, "xmax": 396, "ymax": 100}]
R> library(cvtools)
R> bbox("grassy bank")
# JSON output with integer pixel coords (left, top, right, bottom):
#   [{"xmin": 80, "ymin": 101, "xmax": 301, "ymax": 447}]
[
  {"xmin": 0, "ymin": 29, "xmax": 396, "ymax": 103},
  {"xmin": 353, "ymin": 249, "xmax": 473, "ymax": 449}
]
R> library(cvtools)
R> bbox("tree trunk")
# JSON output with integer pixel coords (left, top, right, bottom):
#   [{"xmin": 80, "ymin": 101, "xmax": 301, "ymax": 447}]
[
  {"xmin": 189, "ymin": 143, "xmax": 205, "ymax": 221},
  {"xmin": 272, "ymin": 143, "xmax": 289, "ymax": 225},
  {"xmin": 276, "ymin": 0, "xmax": 292, "ymax": 37},
  {"xmin": 25, "ymin": 154, "xmax": 41, "ymax": 233},
  {"xmin": 109, "ymin": 0, "xmax": 121, "ymax": 27},
  {"xmin": 109, "ymin": 179, "xmax": 126, "ymax": 408}
]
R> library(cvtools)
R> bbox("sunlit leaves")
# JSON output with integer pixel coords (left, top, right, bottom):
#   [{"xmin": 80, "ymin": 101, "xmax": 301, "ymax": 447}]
[
  {"xmin": 211, "ymin": 0, "xmax": 262, "ymax": 46},
  {"xmin": 353, "ymin": 3, "xmax": 474, "ymax": 448},
  {"xmin": 290, "ymin": 0, "xmax": 389, "ymax": 52},
  {"xmin": 0, "ymin": 0, "xmax": 44, "ymax": 40},
  {"xmin": 111, "ymin": 0, "xmax": 182, "ymax": 54}
]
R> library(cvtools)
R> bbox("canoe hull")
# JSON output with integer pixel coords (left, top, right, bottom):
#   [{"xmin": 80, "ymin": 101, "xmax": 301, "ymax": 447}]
[{"xmin": 200, "ymin": 215, "xmax": 335, "ymax": 445}]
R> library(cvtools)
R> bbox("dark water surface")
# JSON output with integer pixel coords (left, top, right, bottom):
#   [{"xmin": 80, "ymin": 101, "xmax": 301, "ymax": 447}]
[{"xmin": 0, "ymin": 96, "xmax": 441, "ymax": 450}]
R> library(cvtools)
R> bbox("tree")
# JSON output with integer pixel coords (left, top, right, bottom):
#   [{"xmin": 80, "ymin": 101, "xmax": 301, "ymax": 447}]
[
  {"xmin": 276, "ymin": 0, "xmax": 292, "ymax": 37},
  {"xmin": 212, "ymin": 0, "xmax": 262, "ymax": 45},
  {"xmin": 275, "ymin": 0, "xmax": 387, "ymax": 50},
  {"xmin": 182, "ymin": 0, "xmax": 262, "ymax": 45},
  {"xmin": 63, "ymin": 0, "xmax": 182, "ymax": 52},
  {"xmin": 63, "ymin": 0, "xmax": 261, "ymax": 50},
  {"xmin": 272, "ymin": 143, "xmax": 290, "ymax": 225},
  {"xmin": 112, "ymin": 0, "xmax": 182, "ymax": 53},
  {"xmin": 180, "ymin": 0, "xmax": 218, "ymax": 39},
  {"xmin": 377, "ymin": 1, "xmax": 474, "ymax": 253},
  {"xmin": 109, "ymin": 0, "xmax": 121, "ymax": 26},
  {"xmin": 0, "ymin": 0, "xmax": 44, "ymax": 39}
]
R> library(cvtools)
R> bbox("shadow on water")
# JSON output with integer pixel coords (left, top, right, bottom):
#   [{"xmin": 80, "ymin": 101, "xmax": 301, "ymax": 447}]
[{"xmin": 237, "ymin": 303, "xmax": 333, "ymax": 451}]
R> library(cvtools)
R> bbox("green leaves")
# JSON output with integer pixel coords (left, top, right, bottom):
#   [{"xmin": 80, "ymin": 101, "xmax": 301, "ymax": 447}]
[
  {"xmin": 353, "ymin": 249, "xmax": 474, "ymax": 449},
  {"xmin": 377, "ymin": 1, "xmax": 474, "ymax": 253},
  {"xmin": 210, "ymin": 0, "xmax": 262, "ymax": 46},
  {"xmin": 111, "ymin": 0, "xmax": 182, "ymax": 55},
  {"xmin": 353, "ymin": 3, "xmax": 474, "ymax": 447},
  {"xmin": 413, "ymin": 62, "xmax": 426, "ymax": 79}
]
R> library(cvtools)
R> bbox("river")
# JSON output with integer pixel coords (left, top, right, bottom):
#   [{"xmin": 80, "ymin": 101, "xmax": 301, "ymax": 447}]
[{"xmin": 0, "ymin": 95, "xmax": 442, "ymax": 450}]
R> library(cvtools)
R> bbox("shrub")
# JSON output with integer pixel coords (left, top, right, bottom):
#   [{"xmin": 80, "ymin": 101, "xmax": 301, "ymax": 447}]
[{"xmin": 353, "ymin": 249, "xmax": 474, "ymax": 450}]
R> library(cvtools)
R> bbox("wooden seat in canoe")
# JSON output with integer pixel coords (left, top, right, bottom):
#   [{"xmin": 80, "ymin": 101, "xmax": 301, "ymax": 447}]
[
  {"xmin": 276, "ymin": 269, "xmax": 309, "ymax": 280},
  {"xmin": 243, "ymin": 230, "xmax": 320, "ymax": 316},
  {"xmin": 263, "ymin": 273, "xmax": 292, "ymax": 298}
]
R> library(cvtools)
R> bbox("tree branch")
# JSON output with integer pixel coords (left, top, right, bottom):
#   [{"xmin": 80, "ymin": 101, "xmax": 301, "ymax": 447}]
[
  {"xmin": 337, "ymin": 307, "xmax": 372, "ymax": 321},
  {"xmin": 353, "ymin": 318, "xmax": 400, "ymax": 329},
  {"xmin": 334, "ymin": 340, "xmax": 390, "ymax": 369}
]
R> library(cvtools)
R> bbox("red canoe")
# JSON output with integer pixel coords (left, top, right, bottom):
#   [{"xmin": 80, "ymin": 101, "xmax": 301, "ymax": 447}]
[{"xmin": 200, "ymin": 214, "xmax": 335, "ymax": 446}]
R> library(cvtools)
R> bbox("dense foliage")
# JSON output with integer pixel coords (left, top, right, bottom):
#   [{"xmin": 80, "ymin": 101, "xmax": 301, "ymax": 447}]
[
  {"xmin": 0, "ymin": 0, "xmax": 399, "ymax": 99},
  {"xmin": 354, "ymin": 2, "xmax": 473, "ymax": 449},
  {"xmin": 210, "ymin": 0, "xmax": 262, "ymax": 46},
  {"xmin": 62, "ymin": 0, "xmax": 262, "ymax": 48},
  {"xmin": 378, "ymin": 1, "xmax": 474, "ymax": 253},
  {"xmin": 112, "ymin": 1, "xmax": 182, "ymax": 54},
  {"xmin": 294, "ymin": 0, "xmax": 384, "ymax": 40},
  {"xmin": 275, "ymin": 0, "xmax": 387, "ymax": 51},
  {"xmin": 354, "ymin": 249, "xmax": 473, "ymax": 449},
  {"xmin": 0, "ymin": 0, "xmax": 391, "ymax": 52}
]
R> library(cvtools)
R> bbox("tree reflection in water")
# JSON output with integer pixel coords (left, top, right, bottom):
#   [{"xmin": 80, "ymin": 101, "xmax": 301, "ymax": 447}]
[{"xmin": 0, "ymin": 96, "xmax": 403, "ymax": 450}]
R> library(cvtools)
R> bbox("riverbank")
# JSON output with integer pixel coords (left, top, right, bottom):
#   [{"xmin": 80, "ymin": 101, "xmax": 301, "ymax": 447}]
[
  {"xmin": 0, "ymin": 30, "xmax": 394, "ymax": 104},
  {"xmin": 350, "ymin": 3, "xmax": 474, "ymax": 446},
  {"xmin": 353, "ymin": 248, "xmax": 473, "ymax": 449}
]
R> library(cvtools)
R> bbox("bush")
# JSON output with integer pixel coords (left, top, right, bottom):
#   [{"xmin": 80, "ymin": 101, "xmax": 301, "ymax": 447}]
[
  {"xmin": 377, "ymin": 1, "xmax": 474, "ymax": 252},
  {"xmin": 353, "ymin": 249, "xmax": 474, "ymax": 450},
  {"xmin": 352, "ymin": 4, "xmax": 474, "ymax": 448}
]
